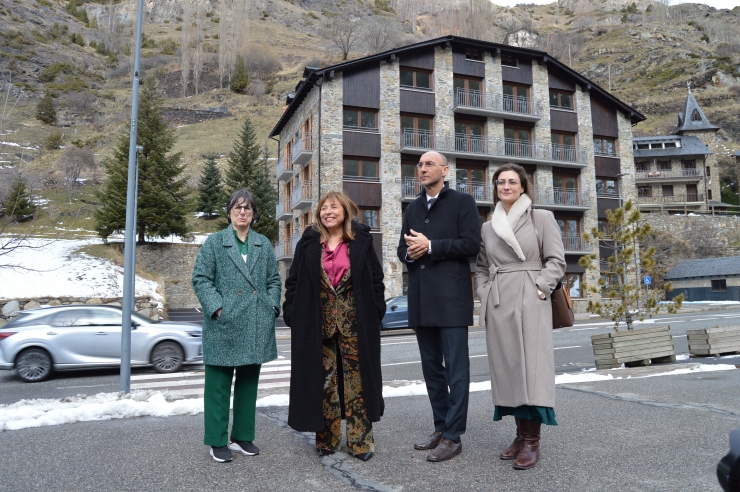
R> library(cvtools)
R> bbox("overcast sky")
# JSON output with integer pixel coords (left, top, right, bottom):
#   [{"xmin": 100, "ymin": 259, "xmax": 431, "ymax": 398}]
[{"xmin": 489, "ymin": 0, "xmax": 740, "ymax": 8}]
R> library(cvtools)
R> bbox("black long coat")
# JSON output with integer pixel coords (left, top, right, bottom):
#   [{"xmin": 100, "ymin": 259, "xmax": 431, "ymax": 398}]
[
  {"xmin": 397, "ymin": 183, "xmax": 481, "ymax": 327},
  {"xmin": 283, "ymin": 222, "xmax": 386, "ymax": 432}
]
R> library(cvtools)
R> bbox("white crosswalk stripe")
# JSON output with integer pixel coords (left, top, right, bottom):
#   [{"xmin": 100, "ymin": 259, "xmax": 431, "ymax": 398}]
[{"xmin": 130, "ymin": 360, "xmax": 292, "ymax": 398}]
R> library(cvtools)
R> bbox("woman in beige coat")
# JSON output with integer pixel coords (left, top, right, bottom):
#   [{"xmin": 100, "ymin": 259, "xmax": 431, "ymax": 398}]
[{"xmin": 475, "ymin": 163, "xmax": 566, "ymax": 470}]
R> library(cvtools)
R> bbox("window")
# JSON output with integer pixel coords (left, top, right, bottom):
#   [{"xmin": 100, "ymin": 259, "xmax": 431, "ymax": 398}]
[
  {"xmin": 658, "ymin": 160, "xmax": 672, "ymax": 171},
  {"xmin": 593, "ymin": 137, "xmax": 616, "ymax": 156},
  {"xmin": 301, "ymin": 212, "xmax": 311, "ymax": 230},
  {"xmin": 553, "ymin": 174, "xmax": 578, "ymax": 205},
  {"xmin": 598, "ymin": 220, "xmax": 609, "ymax": 237},
  {"xmin": 636, "ymin": 143, "xmax": 649, "ymax": 149},
  {"xmin": 52, "ymin": 309, "xmax": 92, "ymax": 327},
  {"xmin": 343, "ymin": 158, "xmax": 379, "ymax": 181},
  {"xmin": 556, "ymin": 218, "xmax": 581, "ymax": 251},
  {"xmin": 454, "ymin": 120, "xmax": 485, "ymax": 153},
  {"xmin": 664, "ymin": 142, "xmax": 677, "ymax": 148},
  {"xmin": 453, "ymin": 77, "xmax": 483, "ymax": 107},
  {"xmin": 401, "ymin": 161, "xmax": 420, "ymax": 197},
  {"xmin": 504, "ymin": 126, "xmax": 532, "ymax": 157},
  {"xmin": 285, "ymin": 222, "xmax": 293, "ymax": 241},
  {"xmin": 502, "ymin": 84, "xmax": 530, "ymax": 113},
  {"xmin": 687, "ymin": 184, "xmax": 699, "ymax": 201},
  {"xmin": 343, "ymin": 108, "xmax": 378, "ymax": 130},
  {"xmin": 302, "ymin": 163, "xmax": 311, "ymax": 181},
  {"xmin": 595, "ymin": 178, "xmax": 618, "ymax": 197},
  {"xmin": 691, "ymin": 109, "xmax": 702, "ymax": 121},
  {"xmin": 708, "ymin": 189, "xmax": 713, "ymax": 200},
  {"xmin": 637, "ymin": 185, "xmax": 652, "ymax": 197},
  {"xmin": 501, "ymin": 55, "xmax": 517, "ymax": 67},
  {"xmin": 681, "ymin": 159, "xmax": 696, "ymax": 170},
  {"xmin": 562, "ymin": 273, "xmax": 583, "ymax": 298},
  {"xmin": 456, "ymin": 166, "xmax": 486, "ymax": 200},
  {"xmin": 636, "ymin": 162, "xmax": 649, "ymax": 173},
  {"xmin": 401, "ymin": 115, "xmax": 434, "ymax": 148},
  {"xmin": 302, "ymin": 115, "xmax": 312, "ymax": 135},
  {"xmin": 551, "ymin": 132, "xmax": 576, "ymax": 161},
  {"xmin": 549, "ymin": 90, "xmax": 574, "ymax": 110},
  {"xmin": 706, "ymin": 166, "xmax": 711, "ymax": 176},
  {"xmin": 662, "ymin": 185, "xmax": 674, "ymax": 197},
  {"xmin": 400, "ymin": 68, "xmax": 432, "ymax": 90},
  {"xmin": 284, "ymin": 182, "xmax": 292, "ymax": 204},
  {"xmin": 601, "ymin": 273, "xmax": 621, "ymax": 298},
  {"xmin": 711, "ymin": 279, "xmax": 727, "ymax": 291},
  {"xmin": 358, "ymin": 208, "xmax": 380, "ymax": 230},
  {"xmin": 465, "ymin": 49, "xmax": 482, "ymax": 61}
]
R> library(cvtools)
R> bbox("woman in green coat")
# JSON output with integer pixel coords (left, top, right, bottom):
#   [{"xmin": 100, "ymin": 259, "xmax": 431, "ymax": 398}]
[{"xmin": 192, "ymin": 189, "xmax": 282, "ymax": 463}]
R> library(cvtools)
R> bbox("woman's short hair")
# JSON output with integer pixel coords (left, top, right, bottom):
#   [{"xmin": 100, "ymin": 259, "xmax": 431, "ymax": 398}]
[
  {"xmin": 312, "ymin": 191, "xmax": 359, "ymax": 243},
  {"xmin": 226, "ymin": 189, "xmax": 258, "ymax": 225},
  {"xmin": 491, "ymin": 163, "xmax": 534, "ymax": 206}
]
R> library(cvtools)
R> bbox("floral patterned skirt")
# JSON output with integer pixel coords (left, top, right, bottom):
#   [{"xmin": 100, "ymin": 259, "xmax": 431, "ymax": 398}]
[{"xmin": 316, "ymin": 332, "xmax": 374, "ymax": 455}]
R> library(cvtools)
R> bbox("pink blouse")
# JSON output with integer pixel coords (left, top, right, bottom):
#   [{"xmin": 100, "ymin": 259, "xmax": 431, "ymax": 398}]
[{"xmin": 322, "ymin": 240, "xmax": 350, "ymax": 288}]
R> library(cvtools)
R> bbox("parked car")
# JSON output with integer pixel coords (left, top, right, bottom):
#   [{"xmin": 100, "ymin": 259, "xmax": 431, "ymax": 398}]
[
  {"xmin": 0, "ymin": 305, "xmax": 202, "ymax": 382},
  {"xmin": 381, "ymin": 296, "xmax": 410, "ymax": 331}
]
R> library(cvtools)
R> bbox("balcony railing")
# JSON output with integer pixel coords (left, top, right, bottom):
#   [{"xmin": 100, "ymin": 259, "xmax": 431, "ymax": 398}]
[
  {"xmin": 274, "ymin": 241, "xmax": 292, "ymax": 260},
  {"xmin": 453, "ymin": 88, "xmax": 542, "ymax": 119},
  {"xmin": 535, "ymin": 188, "xmax": 591, "ymax": 208},
  {"xmin": 276, "ymin": 155, "xmax": 292, "ymax": 181},
  {"xmin": 454, "ymin": 180, "xmax": 492, "ymax": 202},
  {"xmin": 562, "ymin": 234, "xmax": 588, "ymax": 252},
  {"xmin": 291, "ymin": 132, "xmax": 313, "ymax": 166},
  {"xmin": 635, "ymin": 168, "xmax": 704, "ymax": 180},
  {"xmin": 276, "ymin": 198, "xmax": 292, "ymax": 221},
  {"xmin": 400, "ymin": 130, "xmax": 587, "ymax": 166},
  {"xmin": 291, "ymin": 180, "xmax": 313, "ymax": 210},
  {"xmin": 401, "ymin": 177, "xmax": 423, "ymax": 199},
  {"xmin": 637, "ymin": 193, "xmax": 704, "ymax": 204}
]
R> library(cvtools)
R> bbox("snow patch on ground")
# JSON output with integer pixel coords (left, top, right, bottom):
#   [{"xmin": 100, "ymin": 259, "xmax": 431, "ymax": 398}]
[{"xmin": 0, "ymin": 238, "xmax": 161, "ymax": 299}]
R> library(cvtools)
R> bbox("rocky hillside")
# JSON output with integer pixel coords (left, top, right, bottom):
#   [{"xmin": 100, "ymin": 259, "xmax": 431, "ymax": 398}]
[{"xmin": 1, "ymin": 0, "xmax": 739, "ymax": 235}]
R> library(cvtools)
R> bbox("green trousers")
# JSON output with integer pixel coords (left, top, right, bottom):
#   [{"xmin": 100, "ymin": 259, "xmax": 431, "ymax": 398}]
[{"xmin": 203, "ymin": 364, "xmax": 261, "ymax": 447}]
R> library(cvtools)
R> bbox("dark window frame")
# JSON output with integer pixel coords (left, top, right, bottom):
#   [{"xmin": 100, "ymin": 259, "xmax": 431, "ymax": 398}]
[
  {"xmin": 343, "ymin": 158, "xmax": 380, "ymax": 181},
  {"xmin": 711, "ymin": 279, "xmax": 727, "ymax": 292},
  {"xmin": 593, "ymin": 136, "xmax": 616, "ymax": 156},
  {"xmin": 563, "ymin": 273, "xmax": 584, "ymax": 298},
  {"xmin": 635, "ymin": 161, "xmax": 650, "ymax": 173},
  {"xmin": 465, "ymin": 49, "xmax": 483, "ymax": 61},
  {"xmin": 357, "ymin": 207, "xmax": 381, "ymax": 231},
  {"xmin": 343, "ymin": 107, "xmax": 379, "ymax": 131},
  {"xmin": 501, "ymin": 55, "xmax": 518, "ymax": 67},
  {"xmin": 399, "ymin": 67, "xmax": 433, "ymax": 91},
  {"xmin": 637, "ymin": 185, "xmax": 652, "ymax": 198},
  {"xmin": 596, "ymin": 177, "xmax": 619, "ymax": 197},
  {"xmin": 549, "ymin": 90, "xmax": 574, "ymax": 110}
]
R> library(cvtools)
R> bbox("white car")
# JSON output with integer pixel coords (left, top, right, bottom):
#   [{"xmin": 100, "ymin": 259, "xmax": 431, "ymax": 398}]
[{"xmin": 0, "ymin": 305, "xmax": 202, "ymax": 382}]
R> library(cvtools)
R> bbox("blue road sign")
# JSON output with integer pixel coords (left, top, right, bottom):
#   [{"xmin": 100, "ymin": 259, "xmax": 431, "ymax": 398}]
[{"xmin": 644, "ymin": 276, "xmax": 652, "ymax": 285}]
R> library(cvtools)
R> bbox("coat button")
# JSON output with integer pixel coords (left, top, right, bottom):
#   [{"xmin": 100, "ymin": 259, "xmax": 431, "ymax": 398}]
[
  {"xmin": 238, "ymin": 291, "xmax": 242, "ymax": 296},
  {"xmin": 425, "ymin": 219, "xmax": 429, "ymax": 223},
  {"xmin": 421, "ymin": 265, "xmax": 425, "ymax": 269}
]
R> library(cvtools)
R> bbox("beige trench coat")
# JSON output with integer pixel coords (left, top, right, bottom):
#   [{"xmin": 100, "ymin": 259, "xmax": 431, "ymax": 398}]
[{"xmin": 475, "ymin": 208, "xmax": 566, "ymax": 408}]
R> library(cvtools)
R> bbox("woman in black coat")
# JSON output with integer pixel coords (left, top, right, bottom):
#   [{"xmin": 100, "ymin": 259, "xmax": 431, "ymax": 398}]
[{"xmin": 283, "ymin": 191, "xmax": 386, "ymax": 461}]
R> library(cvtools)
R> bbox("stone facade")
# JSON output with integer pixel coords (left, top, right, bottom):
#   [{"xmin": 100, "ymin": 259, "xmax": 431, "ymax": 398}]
[
  {"xmin": 0, "ymin": 296, "xmax": 164, "ymax": 322},
  {"xmin": 680, "ymin": 129, "xmax": 721, "ymax": 205}
]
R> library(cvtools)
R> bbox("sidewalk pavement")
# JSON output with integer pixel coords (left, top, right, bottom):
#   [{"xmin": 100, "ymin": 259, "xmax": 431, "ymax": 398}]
[{"xmin": 3, "ymin": 363, "xmax": 738, "ymax": 491}]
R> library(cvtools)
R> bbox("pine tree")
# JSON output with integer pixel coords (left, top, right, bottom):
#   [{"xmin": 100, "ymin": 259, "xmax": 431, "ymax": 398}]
[
  {"xmin": 4, "ymin": 176, "xmax": 35, "ymax": 221},
  {"xmin": 94, "ymin": 77, "xmax": 190, "ymax": 243},
  {"xmin": 250, "ymin": 147, "xmax": 277, "ymax": 242},
  {"xmin": 196, "ymin": 155, "xmax": 226, "ymax": 219},
  {"xmin": 230, "ymin": 54, "xmax": 249, "ymax": 94},
  {"xmin": 224, "ymin": 116, "xmax": 261, "ymax": 194},
  {"xmin": 36, "ymin": 92, "xmax": 57, "ymax": 126}
]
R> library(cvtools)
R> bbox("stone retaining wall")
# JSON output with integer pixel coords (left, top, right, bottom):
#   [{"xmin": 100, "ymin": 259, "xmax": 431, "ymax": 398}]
[
  {"xmin": 643, "ymin": 214, "xmax": 740, "ymax": 256},
  {"xmin": 0, "ymin": 296, "xmax": 162, "ymax": 327},
  {"xmin": 135, "ymin": 243, "xmax": 202, "ymax": 309}
]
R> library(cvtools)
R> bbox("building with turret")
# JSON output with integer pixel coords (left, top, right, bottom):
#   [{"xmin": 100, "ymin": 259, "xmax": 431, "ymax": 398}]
[{"xmin": 632, "ymin": 89, "xmax": 722, "ymax": 213}]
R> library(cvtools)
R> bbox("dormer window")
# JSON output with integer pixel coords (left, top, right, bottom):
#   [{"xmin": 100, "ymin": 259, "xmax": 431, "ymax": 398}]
[
  {"xmin": 501, "ymin": 55, "xmax": 518, "ymax": 67},
  {"xmin": 691, "ymin": 109, "xmax": 702, "ymax": 121},
  {"xmin": 465, "ymin": 50, "xmax": 482, "ymax": 61}
]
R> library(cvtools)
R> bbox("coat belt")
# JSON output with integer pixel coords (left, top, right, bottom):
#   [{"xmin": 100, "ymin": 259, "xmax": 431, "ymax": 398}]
[{"xmin": 487, "ymin": 261, "xmax": 542, "ymax": 308}]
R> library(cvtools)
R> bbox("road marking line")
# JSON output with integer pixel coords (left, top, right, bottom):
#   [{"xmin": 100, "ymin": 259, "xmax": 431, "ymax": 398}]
[
  {"xmin": 382, "ymin": 354, "xmax": 488, "ymax": 367},
  {"xmin": 381, "ymin": 341, "xmax": 418, "ymax": 346},
  {"xmin": 56, "ymin": 384, "xmax": 112, "ymax": 390},
  {"xmin": 554, "ymin": 346, "xmax": 581, "ymax": 350},
  {"xmin": 691, "ymin": 318, "xmax": 718, "ymax": 321}
]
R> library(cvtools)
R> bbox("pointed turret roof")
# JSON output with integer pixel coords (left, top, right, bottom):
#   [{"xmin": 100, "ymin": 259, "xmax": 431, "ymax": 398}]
[{"xmin": 675, "ymin": 87, "xmax": 719, "ymax": 134}]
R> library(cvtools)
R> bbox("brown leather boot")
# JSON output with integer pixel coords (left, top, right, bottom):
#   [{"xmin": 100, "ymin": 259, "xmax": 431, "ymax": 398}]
[
  {"xmin": 499, "ymin": 418, "xmax": 523, "ymax": 460},
  {"xmin": 513, "ymin": 419, "xmax": 541, "ymax": 470}
]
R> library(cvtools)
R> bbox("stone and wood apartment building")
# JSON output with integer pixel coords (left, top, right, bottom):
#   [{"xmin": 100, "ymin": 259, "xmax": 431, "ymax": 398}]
[
  {"xmin": 268, "ymin": 36, "xmax": 646, "ymax": 311},
  {"xmin": 632, "ymin": 89, "xmax": 723, "ymax": 214}
]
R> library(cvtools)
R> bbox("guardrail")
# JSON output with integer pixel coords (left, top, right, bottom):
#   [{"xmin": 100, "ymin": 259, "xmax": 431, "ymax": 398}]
[{"xmin": 454, "ymin": 88, "xmax": 542, "ymax": 117}]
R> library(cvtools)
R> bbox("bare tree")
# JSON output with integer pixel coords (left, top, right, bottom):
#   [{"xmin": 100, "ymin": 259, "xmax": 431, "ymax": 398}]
[
  {"xmin": 181, "ymin": 0, "xmax": 192, "ymax": 97},
  {"xmin": 243, "ymin": 44, "xmax": 282, "ymax": 81},
  {"xmin": 362, "ymin": 19, "xmax": 400, "ymax": 54},
  {"xmin": 234, "ymin": 0, "xmax": 249, "ymax": 63},
  {"xmin": 218, "ymin": 0, "xmax": 234, "ymax": 89},
  {"xmin": 322, "ymin": 17, "xmax": 363, "ymax": 61},
  {"xmin": 193, "ymin": 0, "xmax": 204, "ymax": 95},
  {"xmin": 57, "ymin": 147, "xmax": 97, "ymax": 203}
]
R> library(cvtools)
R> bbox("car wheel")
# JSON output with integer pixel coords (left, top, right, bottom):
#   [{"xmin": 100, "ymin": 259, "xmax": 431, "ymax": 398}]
[
  {"xmin": 151, "ymin": 341, "xmax": 184, "ymax": 373},
  {"xmin": 15, "ymin": 348, "xmax": 53, "ymax": 382}
]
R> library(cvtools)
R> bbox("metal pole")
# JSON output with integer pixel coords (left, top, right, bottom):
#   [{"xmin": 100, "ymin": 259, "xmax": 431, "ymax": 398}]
[{"xmin": 120, "ymin": 0, "xmax": 145, "ymax": 394}]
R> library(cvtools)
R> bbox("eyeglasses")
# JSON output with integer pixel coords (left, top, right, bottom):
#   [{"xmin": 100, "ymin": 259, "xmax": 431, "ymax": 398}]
[
  {"xmin": 495, "ymin": 180, "xmax": 521, "ymax": 187},
  {"xmin": 232, "ymin": 205, "xmax": 253, "ymax": 213},
  {"xmin": 416, "ymin": 161, "xmax": 439, "ymax": 169}
]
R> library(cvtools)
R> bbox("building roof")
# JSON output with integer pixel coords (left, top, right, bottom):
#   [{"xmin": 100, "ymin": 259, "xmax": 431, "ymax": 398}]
[
  {"xmin": 734, "ymin": 150, "xmax": 740, "ymax": 157},
  {"xmin": 269, "ymin": 35, "xmax": 647, "ymax": 138},
  {"xmin": 664, "ymin": 256, "xmax": 740, "ymax": 280},
  {"xmin": 633, "ymin": 135, "xmax": 713, "ymax": 158},
  {"xmin": 675, "ymin": 89, "xmax": 719, "ymax": 134}
]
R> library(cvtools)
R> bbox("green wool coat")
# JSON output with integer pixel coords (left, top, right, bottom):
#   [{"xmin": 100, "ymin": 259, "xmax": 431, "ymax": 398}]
[{"xmin": 192, "ymin": 225, "xmax": 282, "ymax": 367}]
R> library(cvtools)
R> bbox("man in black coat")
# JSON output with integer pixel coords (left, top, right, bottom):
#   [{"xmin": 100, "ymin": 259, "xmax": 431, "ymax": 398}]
[{"xmin": 397, "ymin": 151, "xmax": 481, "ymax": 462}]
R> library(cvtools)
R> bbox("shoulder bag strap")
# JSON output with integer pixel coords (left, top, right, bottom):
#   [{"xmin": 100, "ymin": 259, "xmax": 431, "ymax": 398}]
[{"xmin": 530, "ymin": 209, "xmax": 544, "ymax": 266}]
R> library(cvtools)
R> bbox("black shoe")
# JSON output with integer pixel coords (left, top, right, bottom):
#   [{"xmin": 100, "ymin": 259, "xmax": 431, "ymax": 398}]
[
  {"xmin": 229, "ymin": 439, "xmax": 259, "ymax": 456},
  {"xmin": 317, "ymin": 448, "xmax": 335, "ymax": 456},
  {"xmin": 210, "ymin": 445, "xmax": 233, "ymax": 463},
  {"xmin": 354, "ymin": 452, "xmax": 374, "ymax": 461}
]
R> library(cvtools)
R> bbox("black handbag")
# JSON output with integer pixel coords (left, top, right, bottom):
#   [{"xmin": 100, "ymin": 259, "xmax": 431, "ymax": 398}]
[{"xmin": 530, "ymin": 210, "xmax": 575, "ymax": 329}]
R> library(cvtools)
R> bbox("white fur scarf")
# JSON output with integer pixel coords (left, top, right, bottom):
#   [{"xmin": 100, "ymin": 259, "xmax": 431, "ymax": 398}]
[{"xmin": 491, "ymin": 194, "xmax": 532, "ymax": 261}]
